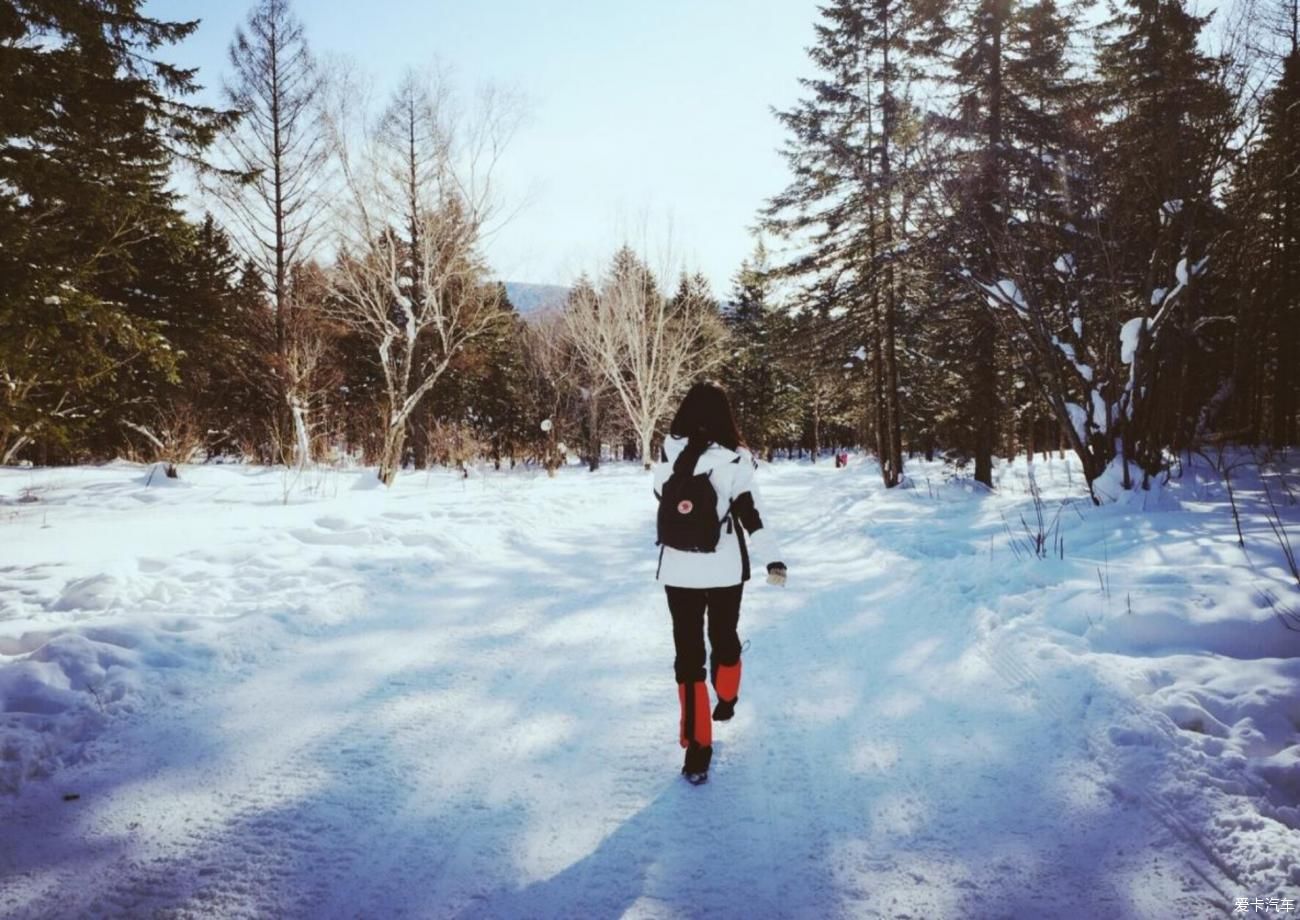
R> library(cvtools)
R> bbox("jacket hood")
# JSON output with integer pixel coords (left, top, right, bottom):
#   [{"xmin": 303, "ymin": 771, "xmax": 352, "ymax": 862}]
[{"xmin": 662, "ymin": 434, "xmax": 741, "ymax": 473}]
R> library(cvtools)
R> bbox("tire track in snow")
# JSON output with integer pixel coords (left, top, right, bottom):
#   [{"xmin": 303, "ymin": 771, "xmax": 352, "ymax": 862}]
[
  {"xmin": 61, "ymin": 697, "xmax": 405, "ymax": 918},
  {"xmin": 975, "ymin": 602, "xmax": 1240, "ymax": 912},
  {"xmin": 5, "ymin": 492, "xmax": 631, "ymax": 918}
]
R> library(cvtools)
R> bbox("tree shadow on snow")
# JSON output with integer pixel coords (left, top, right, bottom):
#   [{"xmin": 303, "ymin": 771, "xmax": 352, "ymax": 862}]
[{"xmin": 456, "ymin": 760, "xmax": 826, "ymax": 920}]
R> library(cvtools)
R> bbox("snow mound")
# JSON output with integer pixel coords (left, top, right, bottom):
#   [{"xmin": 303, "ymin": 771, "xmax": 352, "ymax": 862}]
[
  {"xmin": 1256, "ymin": 746, "xmax": 1300, "ymax": 811},
  {"xmin": 350, "ymin": 469, "xmax": 387, "ymax": 491},
  {"xmin": 0, "ymin": 629, "xmax": 164, "ymax": 792},
  {"xmin": 0, "ymin": 659, "xmax": 80, "ymax": 715},
  {"xmin": 1087, "ymin": 457, "xmax": 1183, "ymax": 509},
  {"xmin": 50, "ymin": 574, "xmax": 124, "ymax": 612},
  {"xmin": 137, "ymin": 463, "xmax": 188, "ymax": 487}
]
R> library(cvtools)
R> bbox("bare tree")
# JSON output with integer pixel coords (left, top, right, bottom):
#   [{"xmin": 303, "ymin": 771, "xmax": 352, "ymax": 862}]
[
  {"xmin": 213, "ymin": 0, "xmax": 328, "ymax": 465},
  {"xmin": 526, "ymin": 278, "xmax": 617, "ymax": 472},
  {"xmin": 522, "ymin": 309, "xmax": 584, "ymax": 474},
  {"xmin": 563, "ymin": 247, "xmax": 726, "ymax": 470},
  {"xmin": 326, "ymin": 71, "xmax": 517, "ymax": 485}
]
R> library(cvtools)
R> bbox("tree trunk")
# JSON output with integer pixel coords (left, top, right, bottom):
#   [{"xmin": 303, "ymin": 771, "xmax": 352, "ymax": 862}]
[
  {"xmin": 378, "ymin": 419, "xmax": 406, "ymax": 486},
  {"xmin": 290, "ymin": 400, "xmax": 310, "ymax": 469},
  {"xmin": 587, "ymin": 391, "xmax": 601, "ymax": 472},
  {"xmin": 972, "ymin": 315, "xmax": 997, "ymax": 488},
  {"xmin": 972, "ymin": 0, "xmax": 1006, "ymax": 489},
  {"xmin": 1273, "ymin": 151, "xmax": 1297, "ymax": 445},
  {"xmin": 871, "ymin": 290, "xmax": 888, "ymax": 481},
  {"xmin": 883, "ymin": 279, "xmax": 903, "ymax": 486},
  {"xmin": 879, "ymin": 29, "xmax": 905, "ymax": 488},
  {"xmin": 811, "ymin": 400, "xmax": 820, "ymax": 462}
]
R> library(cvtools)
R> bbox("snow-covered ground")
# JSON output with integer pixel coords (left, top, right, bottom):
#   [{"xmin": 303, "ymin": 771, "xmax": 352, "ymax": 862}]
[{"xmin": 2, "ymin": 452, "xmax": 1298, "ymax": 918}]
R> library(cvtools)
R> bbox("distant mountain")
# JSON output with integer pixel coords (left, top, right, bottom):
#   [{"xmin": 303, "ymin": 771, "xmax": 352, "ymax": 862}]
[{"xmin": 504, "ymin": 283, "xmax": 569, "ymax": 317}]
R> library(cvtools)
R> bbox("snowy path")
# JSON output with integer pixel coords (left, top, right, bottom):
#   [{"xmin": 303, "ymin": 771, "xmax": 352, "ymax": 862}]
[{"xmin": 2, "ymin": 459, "xmax": 1295, "ymax": 918}]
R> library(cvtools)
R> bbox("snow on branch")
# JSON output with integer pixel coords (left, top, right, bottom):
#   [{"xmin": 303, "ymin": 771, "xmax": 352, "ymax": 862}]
[{"xmin": 980, "ymin": 278, "xmax": 1029, "ymax": 318}]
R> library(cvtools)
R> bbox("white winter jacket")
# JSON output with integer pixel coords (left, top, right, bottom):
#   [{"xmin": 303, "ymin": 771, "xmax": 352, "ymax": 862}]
[{"xmin": 652, "ymin": 436, "xmax": 782, "ymax": 588}]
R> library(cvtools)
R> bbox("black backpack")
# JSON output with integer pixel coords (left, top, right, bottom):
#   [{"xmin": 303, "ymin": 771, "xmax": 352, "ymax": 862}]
[{"xmin": 657, "ymin": 442, "xmax": 727, "ymax": 552}]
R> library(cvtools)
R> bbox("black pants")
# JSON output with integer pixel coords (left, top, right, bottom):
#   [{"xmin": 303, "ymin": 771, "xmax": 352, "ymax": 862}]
[{"xmin": 665, "ymin": 584, "xmax": 743, "ymax": 685}]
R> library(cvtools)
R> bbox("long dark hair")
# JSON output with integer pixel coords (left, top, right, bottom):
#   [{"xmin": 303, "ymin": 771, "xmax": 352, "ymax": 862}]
[{"xmin": 669, "ymin": 381, "xmax": 744, "ymax": 454}]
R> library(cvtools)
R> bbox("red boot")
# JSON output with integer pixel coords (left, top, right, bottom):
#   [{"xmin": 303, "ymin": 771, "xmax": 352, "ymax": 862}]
[
  {"xmin": 712, "ymin": 660, "xmax": 742, "ymax": 721},
  {"xmin": 678, "ymin": 681, "xmax": 712, "ymax": 784}
]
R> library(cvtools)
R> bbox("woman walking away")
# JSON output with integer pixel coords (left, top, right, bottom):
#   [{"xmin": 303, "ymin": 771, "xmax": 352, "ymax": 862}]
[{"xmin": 653, "ymin": 381, "xmax": 787, "ymax": 786}]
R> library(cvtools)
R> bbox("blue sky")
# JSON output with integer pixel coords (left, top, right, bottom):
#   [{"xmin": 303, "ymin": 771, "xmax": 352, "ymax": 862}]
[{"xmin": 147, "ymin": 0, "xmax": 820, "ymax": 293}]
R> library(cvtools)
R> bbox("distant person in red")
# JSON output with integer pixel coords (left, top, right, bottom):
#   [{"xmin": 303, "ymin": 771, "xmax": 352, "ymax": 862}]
[
  {"xmin": 652, "ymin": 382, "xmax": 786, "ymax": 785},
  {"xmin": 835, "ymin": 450, "xmax": 849, "ymax": 468}
]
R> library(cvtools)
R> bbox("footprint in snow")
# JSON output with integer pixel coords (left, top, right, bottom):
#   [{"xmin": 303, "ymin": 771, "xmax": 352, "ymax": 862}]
[
  {"xmin": 313, "ymin": 515, "xmax": 357, "ymax": 532},
  {"xmin": 291, "ymin": 527, "xmax": 371, "ymax": 547}
]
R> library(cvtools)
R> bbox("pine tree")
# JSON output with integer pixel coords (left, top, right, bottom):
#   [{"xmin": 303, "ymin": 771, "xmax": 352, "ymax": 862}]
[
  {"xmin": 112, "ymin": 215, "xmax": 276, "ymax": 460},
  {"xmin": 669, "ymin": 271, "xmax": 724, "ymax": 371},
  {"xmin": 1096, "ymin": 0, "xmax": 1231, "ymax": 285},
  {"xmin": 775, "ymin": 282, "xmax": 862, "ymax": 461},
  {"xmin": 765, "ymin": 0, "xmax": 915, "ymax": 484},
  {"xmin": 430, "ymin": 284, "xmax": 532, "ymax": 470},
  {"xmin": 214, "ymin": 0, "xmax": 328, "ymax": 463},
  {"xmin": 1095, "ymin": 0, "xmax": 1235, "ymax": 477},
  {"xmin": 0, "ymin": 0, "xmax": 233, "ymax": 462},
  {"xmin": 973, "ymin": 0, "xmax": 1105, "ymax": 476},
  {"xmin": 720, "ymin": 240, "xmax": 800, "ymax": 457},
  {"xmin": 1229, "ymin": 18, "xmax": 1299, "ymax": 447},
  {"xmin": 919, "ymin": 0, "xmax": 1016, "ymax": 486},
  {"xmin": 1258, "ymin": 48, "xmax": 1299, "ymax": 447}
]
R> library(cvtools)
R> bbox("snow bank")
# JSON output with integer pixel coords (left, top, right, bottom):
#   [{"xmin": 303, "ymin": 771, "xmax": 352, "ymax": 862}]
[
  {"xmin": 988, "ymin": 450, "xmax": 1300, "ymax": 889},
  {"xmin": 0, "ymin": 463, "xmax": 403, "ymax": 792}
]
